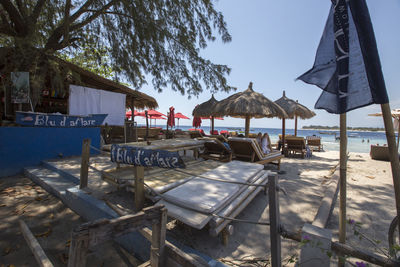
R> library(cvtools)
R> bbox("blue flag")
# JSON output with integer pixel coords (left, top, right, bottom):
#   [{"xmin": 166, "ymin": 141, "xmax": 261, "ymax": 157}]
[{"xmin": 297, "ymin": 0, "xmax": 388, "ymax": 114}]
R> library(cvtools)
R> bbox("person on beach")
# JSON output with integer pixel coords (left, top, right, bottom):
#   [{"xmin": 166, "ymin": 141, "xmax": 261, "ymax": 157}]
[
  {"xmin": 256, "ymin": 132, "xmax": 262, "ymax": 147},
  {"xmin": 261, "ymin": 133, "xmax": 272, "ymax": 154}
]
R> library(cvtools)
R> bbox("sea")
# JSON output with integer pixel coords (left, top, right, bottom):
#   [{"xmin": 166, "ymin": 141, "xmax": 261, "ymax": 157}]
[{"xmin": 143, "ymin": 124, "xmax": 394, "ymax": 153}]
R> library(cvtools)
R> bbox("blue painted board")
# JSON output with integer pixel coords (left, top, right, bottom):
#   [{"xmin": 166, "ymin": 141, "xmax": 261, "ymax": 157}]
[{"xmin": 15, "ymin": 112, "xmax": 107, "ymax": 127}]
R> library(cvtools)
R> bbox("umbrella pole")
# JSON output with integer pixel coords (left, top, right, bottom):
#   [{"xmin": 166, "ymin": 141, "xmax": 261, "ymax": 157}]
[
  {"xmin": 211, "ymin": 116, "xmax": 215, "ymax": 134},
  {"xmin": 380, "ymin": 103, "xmax": 400, "ymax": 244},
  {"xmin": 145, "ymin": 111, "xmax": 149, "ymax": 141},
  {"xmin": 397, "ymin": 120, "xmax": 399, "ymax": 150},
  {"xmin": 178, "ymin": 118, "xmax": 180, "ymax": 128},
  {"xmin": 245, "ymin": 116, "xmax": 250, "ymax": 137},
  {"xmin": 338, "ymin": 113, "xmax": 347, "ymax": 267},
  {"xmin": 282, "ymin": 118, "xmax": 286, "ymax": 154},
  {"xmin": 294, "ymin": 115, "xmax": 298, "ymax": 136}
]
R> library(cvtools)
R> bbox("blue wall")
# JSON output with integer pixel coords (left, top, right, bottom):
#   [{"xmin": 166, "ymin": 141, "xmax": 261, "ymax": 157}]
[{"xmin": 0, "ymin": 127, "xmax": 100, "ymax": 177}]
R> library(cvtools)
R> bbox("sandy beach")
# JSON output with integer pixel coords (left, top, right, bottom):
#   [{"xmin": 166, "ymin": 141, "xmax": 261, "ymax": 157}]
[{"xmin": 0, "ymin": 150, "xmax": 396, "ymax": 266}]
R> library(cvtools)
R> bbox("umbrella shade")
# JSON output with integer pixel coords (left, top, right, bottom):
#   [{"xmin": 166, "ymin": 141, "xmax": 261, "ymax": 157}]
[
  {"xmin": 192, "ymin": 117, "xmax": 202, "ymax": 128},
  {"xmin": 211, "ymin": 82, "xmax": 287, "ymax": 137},
  {"xmin": 369, "ymin": 109, "xmax": 400, "ymax": 149},
  {"xmin": 147, "ymin": 110, "xmax": 167, "ymax": 117},
  {"xmin": 167, "ymin": 107, "xmax": 175, "ymax": 127},
  {"xmin": 175, "ymin": 112, "xmax": 190, "ymax": 119},
  {"xmin": 192, "ymin": 95, "xmax": 219, "ymax": 117},
  {"xmin": 126, "ymin": 110, "xmax": 145, "ymax": 118},
  {"xmin": 275, "ymin": 91, "xmax": 316, "ymax": 137},
  {"xmin": 200, "ymin": 116, "xmax": 224, "ymax": 120}
]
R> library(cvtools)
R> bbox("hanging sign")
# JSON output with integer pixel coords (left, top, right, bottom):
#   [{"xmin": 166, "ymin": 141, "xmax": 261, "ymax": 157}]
[
  {"xmin": 15, "ymin": 111, "xmax": 108, "ymax": 127},
  {"xmin": 110, "ymin": 145, "xmax": 186, "ymax": 169}
]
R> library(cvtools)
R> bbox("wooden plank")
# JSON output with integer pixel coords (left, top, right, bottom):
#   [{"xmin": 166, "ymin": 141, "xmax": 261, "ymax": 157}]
[
  {"xmin": 135, "ymin": 166, "xmax": 145, "ymax": 211},
  {"xmin": 19, "ymin": 220, "xmax": 54, "ymax": 267},
  {"xmin": 268, "ymin": 175, "xmax": 281, "ymax": 267},
  {"xmin": 150, "ymin": 208, "xmax": 167, "ymax": 266},
  {"xmin": 68, "ymin": 232, "xmax": 89, "ymax": 267},
  {"xmin": 79, "ymin": 138, "xmax": 91, "ymax": 189}
]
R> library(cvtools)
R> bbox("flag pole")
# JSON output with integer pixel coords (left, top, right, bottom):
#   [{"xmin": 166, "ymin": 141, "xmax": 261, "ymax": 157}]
[
  {"xmin": 338, "ymin": 113, "xmax": 347, "ymax": 267},
  {"xmin": 381, "ymin": 103, "xmax": 400, "ymax": 242}
]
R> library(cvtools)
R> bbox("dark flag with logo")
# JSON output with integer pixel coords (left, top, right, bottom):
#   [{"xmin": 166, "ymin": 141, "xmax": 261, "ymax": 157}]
[{"xmin": 297, "ymin": 0, "xmax": 388, "ymax": 114}]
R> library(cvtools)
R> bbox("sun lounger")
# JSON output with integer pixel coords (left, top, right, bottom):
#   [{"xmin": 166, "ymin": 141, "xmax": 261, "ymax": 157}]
[
  {"xmin": 189, "ymin": 130, "xmax": 203, "ymax": 139},
  {"xmin": 306, "ymin": 136, "xmax": 323, "ymax": 151},
  {"xmin": 370, "ymin": 144, "xmax": 390, "ymax": 161},
  {"xmin": 284, "ymin": 136, "xmax": 307, "ymax": 158},
  {"xmin": 228, "ymin": 137, "xmax": 283, "ymax": 170},
  {"xmin": 199, "ymin": 138, "xmax": 232, "ymax": 162}
]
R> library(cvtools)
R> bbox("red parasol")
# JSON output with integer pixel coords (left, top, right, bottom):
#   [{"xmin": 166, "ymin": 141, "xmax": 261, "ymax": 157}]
[
  {"xmin": 174, "ymin": 112, "xmax": 190, "ymax": 127},
  {"xmin": 167, "ymin": 107, "xmax": 175, "ymax": 128},
  {"xmin": 192, "ymin": 117, "xmax": 202, "ymax": 128},
  {"xmin": 200, "ymin": 116, "xmax": 224, "ymax": 120},
  {"xmin": 126, "ymin": 110, "xmax": 145, "ymax": 118}
]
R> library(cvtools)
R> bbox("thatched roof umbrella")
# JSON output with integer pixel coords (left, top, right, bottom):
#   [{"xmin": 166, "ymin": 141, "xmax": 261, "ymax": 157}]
[
  {"xmin": 211, "ymin": 82, "xmax": 287, "ymax": 137},
  {"xmin": 192, "ymin": 95, "xmax": 220, "ymax": 133},
  {"xmin": 274, "ymin": 91, "xmax": 315, "ymax": 148}
]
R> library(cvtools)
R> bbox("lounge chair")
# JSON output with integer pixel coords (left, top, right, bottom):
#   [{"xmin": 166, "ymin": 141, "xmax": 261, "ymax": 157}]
[
  {"xmin": 199, "ymin": 138, "xmax": 232, "ymax": 162},
  {"xmin": 370, "ymin": 145, "xmax": 390, "ymax": 161},
  {"xmin": 284, "ymin": 136, "xmax": 307, "ymax": 158},
  {"xmin": 228, "ymin": 137, "xmax": 283, "ymax": 169},
  {"xmin": 189, "ymin": 130, "xmax": 203, "ymax": 139},
  {"xmin": 306, "ymin": 136, "xmax": 323, "ymax": 151}
]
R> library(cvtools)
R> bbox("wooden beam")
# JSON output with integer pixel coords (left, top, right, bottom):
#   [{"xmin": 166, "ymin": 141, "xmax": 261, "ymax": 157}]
[
  {"xmin": 134, "ymin": 166, "xmax": 145, "ymax": 211},
  {"xmin": 245, "ymin": 116, "xmax": 250, "ymax": 137},
  {"xmin": 268, "ymin": 175, "xmax": 281, "ymax": 267},
  {"xmin": 79, "ymin": 138, "xmax": 91, "ymax": 189},
  {"xmin": 19, "ymin": 220, "xmax": 54, "ymax": 267},
  {"xmin": 338, "ymin": 113, "xmax": 347, "ymax": 267},
  {"xmin": 150, "ymin": 208, "xmax": 167, "ymax": 266}
]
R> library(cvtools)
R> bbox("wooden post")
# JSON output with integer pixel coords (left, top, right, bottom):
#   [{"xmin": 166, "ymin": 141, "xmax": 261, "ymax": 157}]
[
  {"xmin": 294, "ymin": 115, "xmax": 298, "ymax": 136},
  {"xmin": 19, "ymin": 220, "xmax": 54, "ymax": 267},
  {"xmin": 80, "ymin": 139, "xmax": 91, "ymax": 189},
  {"xmin": 338, "ymin": 113, "xmax": 347, "ymax": 267},
  {"xmin": 268, "ymin": 174, "xmax": 281, "ymax": 267},
  {"xmin": 397, "ymin": 120, "xmax": 400, "ymax": 150},
  {"xmin": 211, "ymin": 116, "xmax": 215, "ymax": 134},
  {"xmin": 381, "ymin": 103, "xmax": 400, "ymax": 244},
  {"xmin": 150, "ymin": 208, "xmax": 167, "ymax": 266},
  {"xmin": 245, "ymin": 116, "xmax": 250, "ymax": 137},
  {"xmin": 145, "ymin": 111, "xmax": 149, "ymax": 141},
  {"xmin": 281, "ymin": 118, "xmax": 286, "ymax": 153},
  {"xmin": 135, "ymin": 166, "xmax": 145, "ymax": 211}
]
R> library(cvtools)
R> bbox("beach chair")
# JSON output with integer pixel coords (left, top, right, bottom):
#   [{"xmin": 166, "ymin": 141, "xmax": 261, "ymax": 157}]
[
  {"xmin": 189, "ymin": 130, "xmax": 203, "ymax": 139},
  {"xmin": 228, "ymin": 137, "xmax": 283, "ymax": 169},
  {"xmin": 306, "ymin": 136, "xmax": 323, "ymax": 151},
  {"xmin": 284, "ymin": 136, "xmax": 307, "ymax": 158},
  {"xmin": 200, "ymin": 138, "xmax": 233, "ymax": 162},
  {"xmin": 370, "ymin": 144, "xmax": 390, "ymax": 161}
]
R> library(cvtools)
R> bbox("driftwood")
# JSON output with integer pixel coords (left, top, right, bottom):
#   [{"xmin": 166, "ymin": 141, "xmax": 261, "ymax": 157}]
[
  {"xmin": 68, "ymin": 205, "xmax": 166, "ymax": 267},
  {"xmin": 19, "ymin": 220, "xmax": 54, "ymax": 267}
]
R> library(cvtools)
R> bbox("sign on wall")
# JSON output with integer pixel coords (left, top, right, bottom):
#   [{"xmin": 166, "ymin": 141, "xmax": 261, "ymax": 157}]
[
  {"xmin": 111, "ymin": 145, "xmax": 186, "ymax": 169},
  {"xmin": 15, "ymin": 111, "xmax": 107, "ymax": 127}
]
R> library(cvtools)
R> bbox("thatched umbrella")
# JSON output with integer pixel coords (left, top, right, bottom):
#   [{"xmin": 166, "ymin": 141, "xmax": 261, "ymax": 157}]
[
  {"xmin": 275, "ymin": 91, "xmax": 315, "ymax": 147},
  {"xmin": 192, "ymin": 95, "xmax": 220, "ymax": 133},
  {"xmin": 211, "ymin": 82, "xmax": 287, "ymax": 137}
]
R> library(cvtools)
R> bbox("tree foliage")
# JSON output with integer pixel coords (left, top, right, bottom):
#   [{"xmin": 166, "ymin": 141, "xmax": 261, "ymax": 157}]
[{"xmin": 0, "ymin": 0, "xmax": 234, "ymax": 96}]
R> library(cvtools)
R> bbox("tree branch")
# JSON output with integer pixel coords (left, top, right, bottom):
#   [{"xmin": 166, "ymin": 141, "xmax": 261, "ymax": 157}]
[
  {"xmin": 15, "ymin": 0, "xmax": 27, "ymax": 19},
  {"xmin": 70, "ymin": 0, "xmax": 116, "ymax": 31},
  {"xmin": 60, "ymin": 0, "xmax": 71, "ymax": 47},
  {"xmin": 30, "ymin": 0, "xmax": 46, "ymax": 25},
  {"xmin": 0, "ymin": 0, "xmax": 25, "ymax": 35},
  {"xmin": 69, "ymin": 0, "xmax": 96, "ymax": 22}
]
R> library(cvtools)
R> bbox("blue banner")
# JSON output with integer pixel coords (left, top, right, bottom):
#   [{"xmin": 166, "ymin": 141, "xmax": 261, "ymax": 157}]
[
  {"xmin": 15, "ymin": 112, "xmax": 107, "ymax": 127},
  {"xmin": 110, "ymin": 145, "xmax": 186, "ymax": 169}
]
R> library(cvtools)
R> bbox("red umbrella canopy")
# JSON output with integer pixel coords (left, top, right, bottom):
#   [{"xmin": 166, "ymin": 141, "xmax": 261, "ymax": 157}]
[
  {"xmin": 147, "ymin": 110, "xmax": 167, "ymax": 117},
  {"xmin": 175, "ymin": 112, "xmax": 190, "ymax": 119},
  {"xmin": 126, "ymin": 110, "xmax": 145, "ymax": 118},
  {"xmin": 167, "ymin": 107, "xmax": 175, "ymax": 127},
  {"xmin": 192, "ymin": 117, "xmax": 202, "ymax": 128}
]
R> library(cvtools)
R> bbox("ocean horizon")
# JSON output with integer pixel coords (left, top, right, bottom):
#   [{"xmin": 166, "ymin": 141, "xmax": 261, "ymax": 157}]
[{"xmin": 137, "ymin": 123, "xmax": 395, "ymax": 154}]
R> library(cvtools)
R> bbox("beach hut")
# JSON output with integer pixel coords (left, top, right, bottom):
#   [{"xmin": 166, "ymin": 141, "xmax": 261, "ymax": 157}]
[
  {"xmin": 274, "ymin": 91, "xmax": 315, "ymax": 147},
  {"xmin": 211, "ymin": 82, "xmax": 287, "ymax": 137},
  {"xmin": 192, "ymin": 95, "xmax": 221, "ymax": 134}
]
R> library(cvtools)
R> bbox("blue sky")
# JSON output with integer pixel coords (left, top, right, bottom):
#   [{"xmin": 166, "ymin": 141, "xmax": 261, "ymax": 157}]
[{"xmin": 136, "ymin": 0, "xmax": 400, "ymax": 129}]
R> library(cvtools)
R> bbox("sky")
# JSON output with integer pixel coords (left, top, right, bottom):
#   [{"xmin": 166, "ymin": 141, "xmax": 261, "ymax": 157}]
[{"xmin": 135, "ymin": 0, "xmax": 400, "ymax": 130}]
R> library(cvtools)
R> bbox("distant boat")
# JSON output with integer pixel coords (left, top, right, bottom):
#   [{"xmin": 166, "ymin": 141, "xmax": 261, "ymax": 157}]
[{"xmin": 319, "ymin": 131, "xmax": 336, "ymax": 135}]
